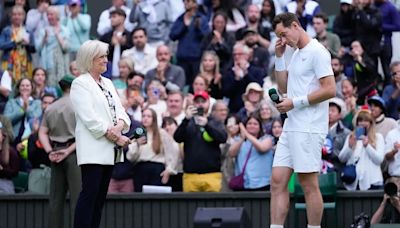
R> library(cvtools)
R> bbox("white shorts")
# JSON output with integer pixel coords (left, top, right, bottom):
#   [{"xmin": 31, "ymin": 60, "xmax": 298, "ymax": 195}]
[{"xmin": 273, "ymin": 131, "xmax": 325, "ymax": 173}]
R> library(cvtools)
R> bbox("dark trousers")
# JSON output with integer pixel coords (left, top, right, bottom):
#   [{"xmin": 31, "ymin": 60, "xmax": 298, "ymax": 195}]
[
  {"xmin": 133, "ymin": 161, "xmax": 164, "ymax": 192},
  {"xmin": 380, "ymin": 42, "xmax": 393, "ymax": 86},
  {"xmin": 74, "ymin": 164, "xmax": 113, "ymax": 228},
  {"xmin": 176, "ymin": 58, "xmax": 200, "ymax": 88}
]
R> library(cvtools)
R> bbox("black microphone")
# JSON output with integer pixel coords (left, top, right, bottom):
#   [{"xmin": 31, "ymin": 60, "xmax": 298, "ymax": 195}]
[
  {"xmin": 269, "ymin": 88, "xmax": 282, "ymax": 104},
  {"xmin": 268, "ymin": 88, "xmax": 288, "ymax": 120}
]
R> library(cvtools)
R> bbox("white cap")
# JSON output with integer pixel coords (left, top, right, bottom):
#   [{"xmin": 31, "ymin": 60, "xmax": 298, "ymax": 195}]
[{"xmin": 340, "ymin": 0, "xmax": 352, "ymax": 5}]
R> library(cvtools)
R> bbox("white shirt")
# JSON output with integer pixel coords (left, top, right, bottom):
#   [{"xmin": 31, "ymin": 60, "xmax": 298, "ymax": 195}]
[
  {"xmin": 96, "ymin": 5, "xmax": 134, "ymax": 36},
  {"xmin": 284, "ymin": 39, "xmax": 333, "ymax": 134},
  {"xmin": 1, "ymin": 71, "xmax": 12, "ymax": 92},
  {"xmin": 121, "ymin": 44, "xmax": 158, "ymax": 75},
  {"xmin": 385, "ymin": 125, "xmax": 400, "ymax": 177}
]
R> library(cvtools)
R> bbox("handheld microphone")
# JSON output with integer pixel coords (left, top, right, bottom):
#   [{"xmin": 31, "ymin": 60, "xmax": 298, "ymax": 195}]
[
  {"xmin": 268, "ymin": 88, "xmax": 288, "ymax": 120},
  {"xmin": 269, "ymin": 88, "xmax": 281, "ymax": 104}
]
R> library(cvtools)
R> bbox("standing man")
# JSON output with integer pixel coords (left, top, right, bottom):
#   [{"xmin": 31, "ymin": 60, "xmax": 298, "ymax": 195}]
[
  {"xmin": 270, "ymin": 12, "xmax": 336, "ymax": 228},
  {"xmin": 39, "ymin": 75, "xmax": 81, "ymax": 228}
]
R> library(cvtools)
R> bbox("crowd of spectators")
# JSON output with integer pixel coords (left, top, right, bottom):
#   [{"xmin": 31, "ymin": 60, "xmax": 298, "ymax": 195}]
[{"xmin": 1, "ymin": 0, "xmax": 400, "ymax": 197}]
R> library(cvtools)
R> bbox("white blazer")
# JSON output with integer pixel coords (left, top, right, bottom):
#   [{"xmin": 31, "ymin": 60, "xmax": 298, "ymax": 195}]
[{"xmin": 70, "ymin": 73, "xmax": 130, "ymax": 165}]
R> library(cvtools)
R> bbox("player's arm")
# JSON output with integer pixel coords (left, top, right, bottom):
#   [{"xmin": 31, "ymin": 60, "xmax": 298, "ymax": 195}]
[
  {"xmin": 275, "ymin": 69, "xmax": 288, "ymax": 94},
  {"xmin": 307, "ymin": 75, "xmax": 336, "ymax": 105},
  {"xmin": 274, "ymin": 38, "xmax": 288, "ymax": 94}
]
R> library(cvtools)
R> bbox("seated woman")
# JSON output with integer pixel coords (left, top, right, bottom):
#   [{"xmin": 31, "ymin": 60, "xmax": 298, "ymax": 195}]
[
  {"xmin": 126, "ymin": 108, "xmax": 179, "ymax": 192},
  {"xmin": 31, "ymin": 67, "xmax": 58, "ymax": 99},
  {"xmin": 0, "ymin": 121, "xmax": 20, "ymax": 194},
  {"xmin": 228, "ymin": 113, "xmax": 273, "ymax": 191},
  {"xmin": 339, "ymin": 109, "xmax": 385, "ymax": 190}
]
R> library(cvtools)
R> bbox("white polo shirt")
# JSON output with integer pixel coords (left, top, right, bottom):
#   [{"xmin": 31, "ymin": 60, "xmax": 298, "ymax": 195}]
[
  {"xmin": 385, "ymin": 126, "xmax": 400, "ymax": 176},
  {"xmin": 284, "ymin": 39, "xmax": 333, "ymax": 134}
]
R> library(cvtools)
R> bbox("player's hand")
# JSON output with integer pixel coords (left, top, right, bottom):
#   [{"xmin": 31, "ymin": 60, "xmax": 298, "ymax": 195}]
[
  {"xmin": 276, "ymin": 98, "xmax": 293, "ymax": 113},
  {"xmin": 275, "ymin": 38, "xmax": 286, "ymax": 57}
]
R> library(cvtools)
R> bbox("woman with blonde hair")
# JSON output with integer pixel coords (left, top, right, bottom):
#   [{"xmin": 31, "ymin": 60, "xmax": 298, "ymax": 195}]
[
  {"xmin": 339, "ymin": 108, "xmax": 384, "ymax": 190},
  {"xmin": 113, "ymin": 57, "xmax": 134, "ymax": 99},
  {"xmin": 127, "ymin": 108, "xmax": 179, "ymax": 192},
  {"xmin": 199, "ymin": 51, "xmax": 223, "ymax": 99}
]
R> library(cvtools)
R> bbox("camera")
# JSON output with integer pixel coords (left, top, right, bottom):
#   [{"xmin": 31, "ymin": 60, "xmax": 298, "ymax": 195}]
[
  {"xmin": 196, "ymin": 107, "xmax": 204, "ymax": 116},
  {"xmin": 384, "ymin": 182, "xmax": 398, "ymax": 196},
  {"xmin": 355, "ymin": 126, "xmax": 366, "ymax": 140},
  {"xmin": 131, "ymin": 126, "xmax": 147, "ymax": 139}
]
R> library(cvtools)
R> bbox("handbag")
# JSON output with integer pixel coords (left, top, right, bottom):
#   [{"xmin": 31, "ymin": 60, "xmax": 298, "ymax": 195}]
[
  {"xmin": 229, "ymin": 145, "xmax": 252, "ymax": 191},
  {"xmin": 341, "ymin": 159, "xmax": 359, "ymax": 184}
]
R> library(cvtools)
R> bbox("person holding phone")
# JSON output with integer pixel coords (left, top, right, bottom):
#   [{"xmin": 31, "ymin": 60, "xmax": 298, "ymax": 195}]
[
  {"xmin": 339, "ymin": 109, "xmax": 385, "ymax": 190},
  {"xmin": 174, "ymin": 91, "xmax": 227, "ymax": 192},
  {"xmin": 143, "ymin": 79, "xmax": 167, "ymax": 126}
]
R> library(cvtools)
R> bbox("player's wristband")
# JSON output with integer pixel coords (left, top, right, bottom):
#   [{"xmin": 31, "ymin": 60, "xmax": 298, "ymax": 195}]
[
  {"xmin": 292, "ymin": 96, "xmax": 309, "ymax": 109},
  {"xmin": 275, "ymin": 56, "xmax": 286, "ymax": 71}
]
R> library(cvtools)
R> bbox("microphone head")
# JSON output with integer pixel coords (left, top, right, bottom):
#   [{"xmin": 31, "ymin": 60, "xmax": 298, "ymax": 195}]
[{"xmin": 268, "ymin": 88, "xmax": 280, "ymax": 103}]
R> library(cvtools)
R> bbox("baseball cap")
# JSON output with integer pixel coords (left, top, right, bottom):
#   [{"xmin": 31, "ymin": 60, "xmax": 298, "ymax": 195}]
[
  {"xmin": 328, "ymin": 97, "xmax": 346, "ymax": 115},
  {"xmin": 368, "ymin": 95, "xmax": 386, "ymax": 111},
  {"xmin": 58, "ymin": 74, "xmax": 75, "ymax": 87},
  {"xmin": 193, "ymin": 91, "xmax": 210, "ymax": 100}
]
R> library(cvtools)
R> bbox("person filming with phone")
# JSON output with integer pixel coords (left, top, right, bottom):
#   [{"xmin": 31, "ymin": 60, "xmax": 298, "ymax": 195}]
[
  {"xmin": 174, "ymin": 91, "xmax": 227, "ymax": 192},
  {"xmin": 339, "ymin": 108, "xmax": 385, "ymax": 190}
]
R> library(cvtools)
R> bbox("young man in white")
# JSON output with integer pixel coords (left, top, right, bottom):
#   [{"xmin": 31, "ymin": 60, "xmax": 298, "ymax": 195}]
[{"xmin": 270, "ymin": 12, "xmax": 336, "ymax": 228}]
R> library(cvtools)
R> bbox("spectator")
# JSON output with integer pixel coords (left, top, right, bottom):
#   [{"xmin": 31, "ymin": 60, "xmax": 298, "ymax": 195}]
[
  {"xmin": 260, "ymin": 0, "xmax": 279, "ymax": 69},
  {"xmin": 34, "ymin": 6, "xmax": 70, "ymax": 87},
  {"xmin": 199, "ymin": 51, "xmax": 223, "ymax": 99},
  {"xmin": 39, "ymin": 75, "xmax": 81, "ymax": 228},
  {"xmin": 349, "ymin": 40, "xmax": 379, "ymax": 105},
  {"xmin": 113, "ymin": 58, "xmax": 134, "ymax": 99},
  {"xmin": 201, "ymin": 11, "xmax": 235, "ymax": 73},
  {"xmin": 222, "ymin": 43, "xmax": 264, "ymax": 113},
  {"xmin": 368, "ymin": 96, "xmax": 397, "ymax": 138},
  {"xmin": 257, "ymin": 99, "xmax": 278, "ymax": 135},
  {"xmin": 107, "ymin": 116, "xmax": 140, "ymax": 193},
  {"xmin": 31, "ymin": 67, "xmax": 58, "ymax": 99},
  {"xmin": 4, "ymin": 78, "xmax": 41, "ymax": 148},
  {"xmin": 186, "ymin": 75, "xmax": 216, "ymax": 112},
  {"xmin": 312, "ymin": 12, "xmax": 341, "ymax": 57},
  {"xmin": 383, "ymin": 61, "xmax": 400, "ymax": 120},
  {"xmin": 0, "ymin": 5, "xmax": 35, "ymax": 82},
  {"xmin": 97, "ymin": 0, "xmax": 134, "ymax": 36},
  {"xmin": 211, "ymin": 100, "xmax": 229, "ymax": 124},
  {"xmin": 100, "ymin": 8, "xmax": 132, "ymax": 79},
  {"xmin": 0, "ymin": 121, "xmax": 19, "ymax": 194},
  {"xmin": 145, "ymin": 45, "xmax": 186, "ymax": 92},
  {"xmin": 161, "ymin": 116, "xmax": 183, "ymax": 191},
  {"xmin": 26, "ymin": 92, "xmax": 55, "ymax": 194},
  {"xmin": 284, "ymin": 0, "xmax": 321, "ymax": 37},
  {"xmin": 174, "ymin": 91, "xmax": 227, "ymax": 192},
  {"xmin": 26, "ymin": 0, "xmax": 50, "ymax": 34},
  {"xmin": 242, "ymin": 28, "xmax": 270, "ymax": 70},
  {"xmin": 0, "ymin": 70, "xmax": 12, "ymax": 114},
  {"xmin": 339, "ymin": 109, "xmax": 385, "ymax": 190},
  {"xmin": 353, "ymin": 0, "xmax": 382, "ymax": 71},
  {"xmin": 169, "ymin": 0, "xmax": 210, "ymax": 87},
  {"xmin": 127, "ymin": 108, "xmax": 179, "ymax": 192},
  {"xmin": 143, "ymin": 79, "xmax": 167, "ymax": 126},
  {"xmin": 62, "ymin": 0, "xmax": 91, "ymax": 60},
  {"xmin": 210, "ymin": 0, "xmax": 246, "ymax": 32},
  {"xmin": 328, "ymin": 97, "xmax": 350, "ymax": 188},
  {"xmin": 129, "ymin": 0, "xmax": 172, "ymax": 46},
  {"xmin": 122, "ymin": 27, "xmax": 158, "ymax": 75},
  {"xmin": 126, "ymin": 71, "xmax": 145, "ymax": 95},
  {"xmin": 374, "ymin": 0, "xmax": 400, "ymax": 85},
  {"xmin": 69, "ymin": 61, "xmax": 80, "ymax": 77},
  {"xmin": 237, "ymin": 4, "xmax": 271, "ymax": 49},
  {"xmin": 0, "ymin": 0, "xmax": 30, "ymax": 32},
  {"xmin": 333, "ymin": 0, "xmax": 355, "ymax": 50},
  {"xmin": 331, "ymin": 56, "xmax": 347, "ymax": 99},
  {"xmin": 237, "ymin": 82, "xmax": 264, "ymax": 122},
  {"xmin": 124, "ymin": 87, "xmax": 143, "ymax": 122},
  {"xmin": 270, "ymin": 118, "xmax": 283, "ymax": 152},
  {"xmin": 341, "ymin": 79, "xmax": 357, "ymax": 129},
  {"xmin": 163, "ymin": 91, "xmax": 185, "ymax": 126},
  {"xmin": 370, "ymin": 181, "xmax": 400, "ymax": 224},
  {"xmin": 228, "ymin": 113, "xmax": 273, "ymax": 191}
]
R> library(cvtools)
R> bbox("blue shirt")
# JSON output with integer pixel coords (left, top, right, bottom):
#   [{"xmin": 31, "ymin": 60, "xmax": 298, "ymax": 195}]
[{"xmin": 235, "ymin": 136, "xmax": 273, "ymax": 189}]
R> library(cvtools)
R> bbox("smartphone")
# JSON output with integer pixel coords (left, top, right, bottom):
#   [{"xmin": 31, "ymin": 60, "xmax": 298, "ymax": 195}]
[
  {"xmin": 152, "ymin": 88, "xmax": 160, "ymax": 98},
  {"xmin": 355, "ymin": 127, "xmax": 366, "ymax": 140},
  {"xmin": 196, "ymin": 107, "xmax": 204, "ymax": 116}
]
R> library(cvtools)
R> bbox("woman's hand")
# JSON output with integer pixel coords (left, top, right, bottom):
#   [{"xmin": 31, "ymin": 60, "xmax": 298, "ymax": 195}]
[
  {"xmin": 239, "ymin": 123, "xmax": 247, "ymax": 139},
  {"xmin": 160, "ymin": 170, "xmax": 170, "ymax": 184},
  {"xmin": 348, "ymin": 133, "xmax": 356, "ymax": 150},
  {"xmin": 136, "ymin": 136, "xmax": 147, "ymax": 145},
  {"xmin": 115, "ymin": 135, "xmax": 130, "ymax": 147},
  {"xmin": 361, "ymin": 135, "xmax": 369, "ymax": 147}
]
